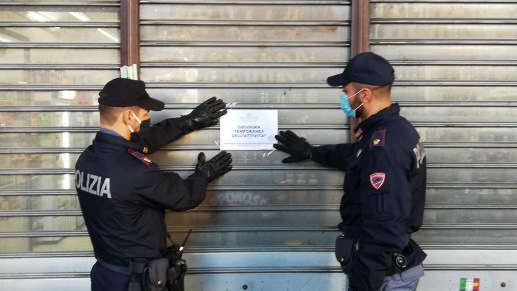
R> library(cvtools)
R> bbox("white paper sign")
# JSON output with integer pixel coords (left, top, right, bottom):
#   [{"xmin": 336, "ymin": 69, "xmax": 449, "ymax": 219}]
[{"xmin": 220, "ymin": 110, "xmax": 278, "ymax": 150}]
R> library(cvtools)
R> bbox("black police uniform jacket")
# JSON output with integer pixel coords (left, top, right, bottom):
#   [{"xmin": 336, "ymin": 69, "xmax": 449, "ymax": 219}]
[
  {"xmin": 312, "ymin": 104, "xmax": 427, "ymax": 291},
  {"xmin": 75, "ymin": 117, "xmax": 208, "ymax": 266}
]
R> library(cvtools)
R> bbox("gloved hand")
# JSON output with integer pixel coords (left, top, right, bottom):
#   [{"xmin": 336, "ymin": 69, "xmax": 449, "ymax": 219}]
[
  {"xmin": 196, "ymin": 151, "xmax": 232, "ymax": 182},
  {"xmin": 274, "ymin": 130, "xmax": 313, "ymax": 163},
  {"xmin": 184, "ymin": 97, "xmax": 227, "ymax": 131}
]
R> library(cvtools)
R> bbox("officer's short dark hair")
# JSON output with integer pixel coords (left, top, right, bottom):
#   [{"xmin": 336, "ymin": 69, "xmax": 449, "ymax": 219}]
[
  {"xmin": 99, "ymin": 104, "xmax": 116, "ymax": 125},
  {"xmin": 99, "ymin": 104, "xmax": 144, "ymax": 125},
  {"xmin": 352, "ymin": 81, "xmax": 393, "ymax": 98}
]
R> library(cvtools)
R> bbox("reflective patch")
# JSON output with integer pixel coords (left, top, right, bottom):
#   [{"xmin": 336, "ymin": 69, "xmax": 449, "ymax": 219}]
[
  {"xmin": 128, "ymin": 148, "xmax": 152, "ymax": 167},
  {"xmin": 356, "ymin": 148, "xmax": 363, "ymax": 158},
  {"xmin": 413, "ymin": 142, "xmax": 426, "ymax": 169},
  {"xmin": 369, "ymin": 172, "xmax": 386, "ymax": 190}
]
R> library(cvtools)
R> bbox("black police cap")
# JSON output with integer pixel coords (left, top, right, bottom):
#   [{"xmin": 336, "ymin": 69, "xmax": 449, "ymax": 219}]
[
  {"xmin": 327, "ymin": 52, "xmax": 394, "ymax": 87},
  {"xmin": 98, "ymin": 78, "xmax": 164, "ymax": 111}
]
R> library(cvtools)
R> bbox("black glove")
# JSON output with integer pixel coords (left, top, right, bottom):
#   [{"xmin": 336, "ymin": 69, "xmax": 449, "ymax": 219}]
[
  {"xmin": 196, "ymin": 151, "xmax": 232, "ymax": 182},
  {"xmin": 274, "ymin": 130, "xmax": 312, "ymax": 163},
  {"xmin": 184, "ymin": 97, "xmax": 227, "ymax": 131}
]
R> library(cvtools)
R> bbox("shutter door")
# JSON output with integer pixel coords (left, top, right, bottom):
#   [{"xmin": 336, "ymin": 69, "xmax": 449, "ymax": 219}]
[
  {"xmin": 370, "ymin": 1, "xmax": 517, "ymax": 289},
  {"xmin": 0, "ymin": 1, "xmax": 120, "ymax": 290},
  {"xmin": 140, "ymin": 1, "xmax": 352, "ymax": 289},
  {"xmin": 2, "ymin": 1, "xmax": 516, "ymax": 290}
]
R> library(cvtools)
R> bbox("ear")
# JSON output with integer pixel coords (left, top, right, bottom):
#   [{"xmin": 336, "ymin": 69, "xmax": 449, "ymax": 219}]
[
  {"xmin": 121, "ymin": 109, "xmax": 132, "ymax": 125},
  {"xmin": 361, "ymin": 88, "xmax": 374, "ymax": 104}
]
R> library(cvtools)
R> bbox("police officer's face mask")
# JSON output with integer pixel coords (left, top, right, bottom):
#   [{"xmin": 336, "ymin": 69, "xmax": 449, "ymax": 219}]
[
  {"xmin": 340, "ymin": 89, "xmax": 364, "ymax": 118},
  {"xmin": 127, "ymin": 111, "xmax": 151, "ymax": 143}
]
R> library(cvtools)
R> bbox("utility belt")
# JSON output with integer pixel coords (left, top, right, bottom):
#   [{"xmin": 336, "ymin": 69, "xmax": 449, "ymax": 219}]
[
  {"xmin": 123, "ymin": 244, "xmax": 187, "ymax": 291},
  {"xmin": 335, "ymin": 235, "xmax": 426, "ymax": 276}
]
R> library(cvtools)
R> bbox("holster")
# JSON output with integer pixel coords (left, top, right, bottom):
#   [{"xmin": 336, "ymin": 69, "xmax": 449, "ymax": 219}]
[
  {"xmin": 334, "ymin": 234, "xmax": 356, "ymax": 274},
  {"xmin": 128, "ymin": 258, "xmax": 169, "ymax": 291}
]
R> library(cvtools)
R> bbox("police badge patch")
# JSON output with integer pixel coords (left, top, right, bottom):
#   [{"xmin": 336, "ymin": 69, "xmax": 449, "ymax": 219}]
[{"xmin": 369, "ymin": 172, "xmax": 386, "ymax": 190}]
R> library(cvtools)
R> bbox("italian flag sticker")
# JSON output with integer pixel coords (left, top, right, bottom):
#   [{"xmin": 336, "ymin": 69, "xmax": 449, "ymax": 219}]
[{"xmin": 460, "ymin": 278, "xmax": 480, "ymax": 291}]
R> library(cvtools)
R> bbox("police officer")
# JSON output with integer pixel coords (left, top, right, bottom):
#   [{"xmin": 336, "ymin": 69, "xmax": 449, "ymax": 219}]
[
  {"xmin": 274, "ymin": 52, "xmax": 427, "ymax": 291},
  {"xmin": 75, "ymin": 78, "xmax": 232, "ymax": 291}
]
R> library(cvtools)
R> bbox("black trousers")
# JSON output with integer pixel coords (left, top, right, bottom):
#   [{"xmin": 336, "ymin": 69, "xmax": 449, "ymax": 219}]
[{"xmin": 90, "ymin": 261, "xmax": 131, "ymax": 291}]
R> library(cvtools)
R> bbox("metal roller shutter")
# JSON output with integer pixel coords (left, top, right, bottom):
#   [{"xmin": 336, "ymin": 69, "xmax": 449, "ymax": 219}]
[
  {"xmin": 140, "ymin": 1, "xmax": 352, "ymax": 290},
  {"xmin": 370, "ymin": 1, "xmax": 517, "ymax": 289},
  {"xmin": 1, "ymin": 1, "xmax": 516, "ymax": 290},
  {"xmin": 0, "ymin": 1, "xmax": 120, "ymax": 290}
]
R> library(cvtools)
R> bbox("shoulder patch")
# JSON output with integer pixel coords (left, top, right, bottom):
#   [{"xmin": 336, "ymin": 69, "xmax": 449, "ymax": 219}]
[
  {"xmin": 369, "ymin": 172, "xmax": 386, "ymax": 190},
  {"xmin": 370, "ymin": 129, "xmax": 386, "ymax": 148},
  {"xmin": 128, "ymin": 148, "xmax": 153, "ymax": 167}
]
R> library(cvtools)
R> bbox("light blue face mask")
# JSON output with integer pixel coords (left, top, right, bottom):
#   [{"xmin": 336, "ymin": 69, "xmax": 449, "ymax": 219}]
[{"xmin": 340, "ymin": 89, "xmax": 364, "ymax": 118}]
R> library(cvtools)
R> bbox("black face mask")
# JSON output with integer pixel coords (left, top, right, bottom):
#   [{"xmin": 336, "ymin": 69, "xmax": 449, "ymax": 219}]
[{"xmin": 128, "ymin": 112, "xmax": 152, "ymax": 148}]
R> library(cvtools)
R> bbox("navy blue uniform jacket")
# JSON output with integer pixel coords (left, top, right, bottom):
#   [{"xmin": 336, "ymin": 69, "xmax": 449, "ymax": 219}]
[
  {"xmin": 312, "ymin": 104, "xmax": 427, "ymax": 290},
  {"xmin": 75, "ymin": 117, "xmax": 208, "ymax": 266}
]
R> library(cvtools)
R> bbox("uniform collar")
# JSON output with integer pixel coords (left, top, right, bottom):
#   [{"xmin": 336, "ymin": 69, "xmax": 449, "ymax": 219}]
[
  {"xmin": 99, "ymin": 127, "xmax": 122, "ymax": 137},
  {"xmin": 94, "ymin": 131, "xmax": 147, "ymax": 153},
  {"xmin": 356, "ymin": 103, "xmax": 400, "ymax": 135}
]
